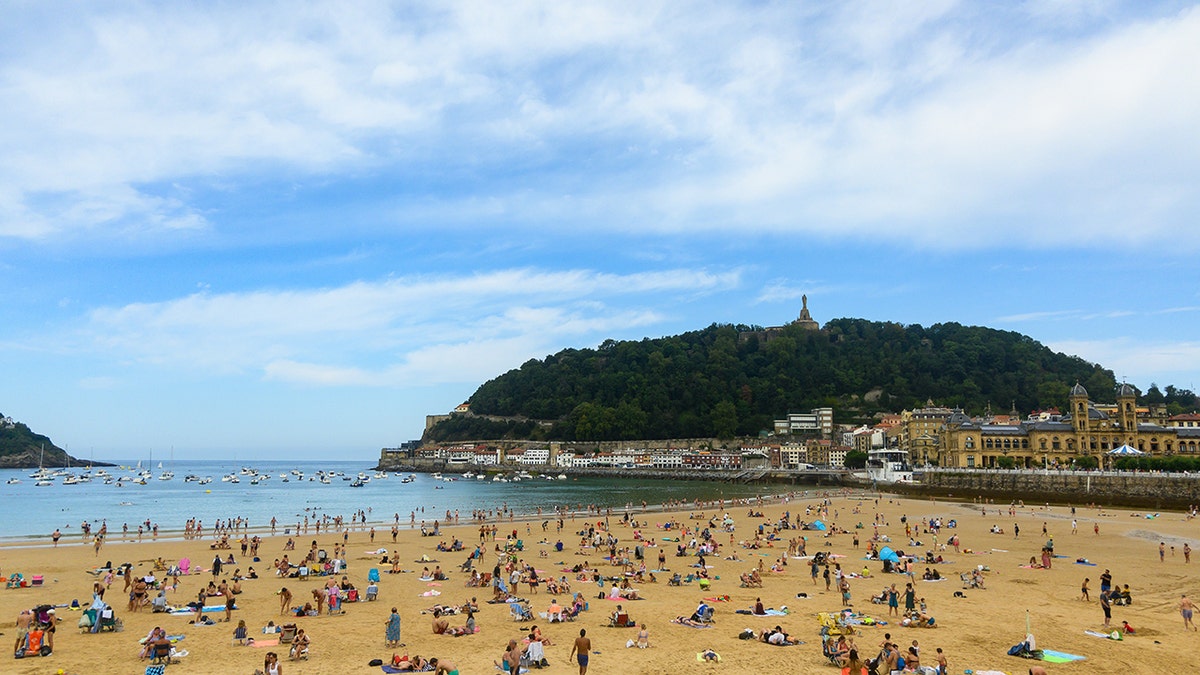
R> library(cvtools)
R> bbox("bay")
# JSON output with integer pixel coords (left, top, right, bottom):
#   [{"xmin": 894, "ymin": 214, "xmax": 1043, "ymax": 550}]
[{"xmin": 0, "ymin": 459, "xmax": 775, "ymax": 540}]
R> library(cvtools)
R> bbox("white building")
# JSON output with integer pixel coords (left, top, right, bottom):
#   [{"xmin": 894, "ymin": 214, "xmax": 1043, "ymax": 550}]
[
  {"xmin": 515, "ymin": 447, "xmax": 550, "ymax": 465},
  {"xmin": 774, "ymin": 407, "xmax": 834, "ymax": 436}
]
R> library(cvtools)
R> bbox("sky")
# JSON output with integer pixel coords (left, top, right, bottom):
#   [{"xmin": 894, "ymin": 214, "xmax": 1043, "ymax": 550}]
[{"xmin": 2, "ymin": 1, "xmax": 1199, "ymax": 461}]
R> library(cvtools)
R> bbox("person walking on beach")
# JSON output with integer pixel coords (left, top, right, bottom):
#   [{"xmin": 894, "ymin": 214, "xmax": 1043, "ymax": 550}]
[
  {"xmin": 1160, "ymin": 542, "xmax": 1166, "ymax": 562},
  {"xmin": 52, "ymin": 528, "xmax": 61, "ymax": 547},
  {"xmin": 569, "ymin": 628, "xmax": 591, "ymax": 675},
  {"xmin": 1080, "ymin": 578, "xmax": 1090, "ymax": 601},
  {"xmin": 1181, "ymin": 594, "xmax": 1197, "ymax": 631}
]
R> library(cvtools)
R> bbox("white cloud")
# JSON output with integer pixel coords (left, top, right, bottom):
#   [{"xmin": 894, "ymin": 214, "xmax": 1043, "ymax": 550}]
[
  {"xmin": 1050, "ymin": 337, "xmax": 1200, "ymax": 386},
  {"xmin": 1, "ymin": 2, "xmax": 1197, "ymax": 250},
  {"xmin": 75, "ymin": 267, "xmax": 738, "ymax": 385}
]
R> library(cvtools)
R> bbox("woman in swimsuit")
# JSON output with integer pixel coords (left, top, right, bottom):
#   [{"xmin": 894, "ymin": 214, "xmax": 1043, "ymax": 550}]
[{"xmin": 636, "ymin": 623, "xmax": 650, "ymax": 648}]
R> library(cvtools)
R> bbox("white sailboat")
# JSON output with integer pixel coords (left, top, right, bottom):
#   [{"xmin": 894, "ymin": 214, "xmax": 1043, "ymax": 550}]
[{"xmin": 29, "ymin": 444, "xmax": 51, "ymax": 480}]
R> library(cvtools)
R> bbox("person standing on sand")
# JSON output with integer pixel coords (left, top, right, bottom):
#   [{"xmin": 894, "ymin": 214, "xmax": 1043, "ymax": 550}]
[
  {"xmin": 278, "ymin": 587, "xmax": 292, "ymax": 615},
  {"xmin": 1100, "ymin": 589, "xmax": 1112, "ymax": 627},
  {"xmin": 52, "ymin": 528, "xmax": 61, "ymax": 547},
  {"xmin": 1181, "ymin": 594, "xmax": 1197, "ymax": 631},
  {"xmin": 935, "ymin": 647, "xmax": 947, "ymax": 675},
  {"xmin": 385, "ymin": 607, "xmax": 402, "ymax": 646},
  {"xmin": 569, "ymin": 628, "xmax": 591, "ymax": 675},
  {"xmin": 1160, "ymin": 542, "xmax": 1166, "ymax": 562}
]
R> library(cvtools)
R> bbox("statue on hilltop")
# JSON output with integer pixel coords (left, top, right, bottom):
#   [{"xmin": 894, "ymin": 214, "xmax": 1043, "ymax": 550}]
[{"xmin": 794, "ymin": 294, "xmax": 819, "ymax": 330}]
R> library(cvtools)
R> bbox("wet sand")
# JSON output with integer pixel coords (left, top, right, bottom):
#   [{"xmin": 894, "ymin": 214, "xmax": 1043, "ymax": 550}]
[{"xmin": 1, "ymin": 489, "xmax": 1196, "ymax": 674}]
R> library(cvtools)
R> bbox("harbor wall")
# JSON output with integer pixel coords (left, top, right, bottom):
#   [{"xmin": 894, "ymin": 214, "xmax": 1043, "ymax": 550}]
[{"xmin": 883, "ymin": 470, "xmax": 1200, "ymax": 510}]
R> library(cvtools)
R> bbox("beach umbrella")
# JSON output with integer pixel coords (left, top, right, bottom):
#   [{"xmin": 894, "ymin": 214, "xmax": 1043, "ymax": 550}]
[{"xmin": 1107, "ymin": 444, "xmax": 1144, "ymax": 456}]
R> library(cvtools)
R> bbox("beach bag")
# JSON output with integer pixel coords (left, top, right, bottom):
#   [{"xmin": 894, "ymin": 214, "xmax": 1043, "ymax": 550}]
[{"xmin": 368, "ymin": 659, "xmax": 383, "ymax": 667}]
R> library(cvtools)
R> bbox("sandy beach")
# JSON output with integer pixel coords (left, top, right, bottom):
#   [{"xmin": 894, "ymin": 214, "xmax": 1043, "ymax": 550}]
[{"xmin": 2, "ymin": 488, "xmax": 1196, "ymax": 675}]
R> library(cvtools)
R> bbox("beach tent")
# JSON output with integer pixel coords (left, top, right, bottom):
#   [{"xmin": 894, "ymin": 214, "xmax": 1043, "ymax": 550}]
[
  {"xmin": 808, "ymin": 520, "xmax": 827, "ymax": 531},
  {"xmin": 1107, "ymin": 445, "xmax": 1144, "ymax": 456},
  {"xmin": 877, "ymin": 546, "xmax": 900, "ymax": 563}
]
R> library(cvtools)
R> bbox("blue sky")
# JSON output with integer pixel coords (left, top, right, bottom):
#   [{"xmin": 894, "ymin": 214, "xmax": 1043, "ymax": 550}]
[{"xmin": 2, "ymin": 1, "xmax": 1199, "ymax": 461}]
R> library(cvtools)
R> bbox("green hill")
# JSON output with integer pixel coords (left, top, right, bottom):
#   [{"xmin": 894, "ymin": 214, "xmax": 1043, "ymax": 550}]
[
  {"xmin": 0, "ymin": 414, "xmax": 96, "ymax": 468},
  {"xmin": 425, "ymin": 318, "xmax": 1195, "ymax": 443}
]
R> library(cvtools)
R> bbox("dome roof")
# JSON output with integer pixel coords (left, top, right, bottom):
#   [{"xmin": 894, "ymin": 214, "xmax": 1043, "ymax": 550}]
[
  {"xmin": 1116, "ymin": 382, "xmax": 1136, "ymax": 397},
  {"xmin": 1070, "ymin": 382, "xmax": 1088, "ymax": 397}
]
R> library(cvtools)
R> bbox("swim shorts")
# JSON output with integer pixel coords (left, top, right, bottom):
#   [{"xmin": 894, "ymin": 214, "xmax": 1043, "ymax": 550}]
[
  {"xmin": 577, "ymin": 654, "xmax": 589, "ymax": 667},
  {"xmin": 1184, "ymin": 609, "xmax": 1193, "ymax": 620}
]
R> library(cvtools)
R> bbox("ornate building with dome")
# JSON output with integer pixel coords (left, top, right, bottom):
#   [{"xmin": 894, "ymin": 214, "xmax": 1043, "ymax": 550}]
[{"xmin": 936, "ymin": 382, "xmax": 1200, "ymax": 468}]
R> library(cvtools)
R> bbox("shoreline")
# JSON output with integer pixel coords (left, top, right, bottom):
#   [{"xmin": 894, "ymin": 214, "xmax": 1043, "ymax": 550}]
[
  {"xmin": 2, "ymin": 483, "xmax": 1196, "ymax": 675},
  {"xmin": 3, "ymin": 480, "xmax": 1190, "ymax": 546}
]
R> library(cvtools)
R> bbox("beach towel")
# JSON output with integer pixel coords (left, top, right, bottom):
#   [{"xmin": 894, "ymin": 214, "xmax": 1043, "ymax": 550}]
[
  {"xmin": 696, "ymin": 651, "xmax": 722, "ymax": 662},
  {"xmin": 420, "ymin": 590, "xmax": 442, "ymax": 597},
  {"xmin": 1074, "ymin": 561, "xmax": 1097, "ymax": 566},
  {"xmin": 1085, "ymin": 630, "xmax": 1122, "ymax": 640},
  {"xmin": 671, "ymin": 619, "xmax": 712, "ymax": 628},
  {"xmin": 1039, "ymin": 649, "xmax": 1086, "ymax": 663},
  {"xmin": 762, "ymin": 609, "xmax": 788, "ymax": 616},
  {"xmin": 169, "ymin": 605, "xmax": 233, "ymax": 615},
  {"xmin": 251, "ymin": 639, "xmax": 279, "ymax": 647},
  {"xmin": 702, "ymin": 596, "xmax": 731, "ymax": 602}
]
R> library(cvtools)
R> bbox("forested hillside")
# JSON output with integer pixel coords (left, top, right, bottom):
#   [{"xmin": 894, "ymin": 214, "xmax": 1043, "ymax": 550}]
[
  {"xmin": 425, "ymin": 318, "xmax": 1195, "ymax": 443},
  {"xmin": 0, "ymin": 414, "xmax": 85, "ymax": 468}
]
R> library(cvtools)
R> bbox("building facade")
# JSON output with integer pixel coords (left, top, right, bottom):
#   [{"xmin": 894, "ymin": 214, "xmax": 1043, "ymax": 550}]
[{"xmin": 938, "ymin": 383, "xmax": 1200, "ymax": 468}]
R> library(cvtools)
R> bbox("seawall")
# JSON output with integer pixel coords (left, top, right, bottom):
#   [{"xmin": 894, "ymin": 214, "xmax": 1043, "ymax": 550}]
[{"xmin": 886, "ymin": 469, "xmax": 1200, "ymax": 510}]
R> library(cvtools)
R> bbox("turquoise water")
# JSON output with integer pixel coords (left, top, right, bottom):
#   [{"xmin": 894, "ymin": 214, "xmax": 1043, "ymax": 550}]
[{"xmin": 0, "ymin": 460, "xmax": 774, "ymax": 540}]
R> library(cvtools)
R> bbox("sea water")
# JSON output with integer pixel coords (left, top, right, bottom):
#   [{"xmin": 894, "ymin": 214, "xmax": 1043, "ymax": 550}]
[{"xmin": 0, "ymin": 460, "xmax": 777, "ymax": 540}]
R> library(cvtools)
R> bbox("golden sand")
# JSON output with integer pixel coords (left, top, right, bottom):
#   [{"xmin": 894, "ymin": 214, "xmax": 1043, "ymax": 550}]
[{"xmin": 1, "ymin": 490, "xmax": 1196, "ymax": 675}]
